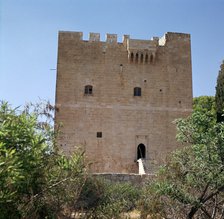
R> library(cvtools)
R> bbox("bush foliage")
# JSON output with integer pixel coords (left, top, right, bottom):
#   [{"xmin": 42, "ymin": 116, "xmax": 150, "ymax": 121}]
[
  {"xmin": 0, "ymin": 101, "xmax": 140, "ymax": 219},
  {"xmin": 3, "ymin": 95, "xmax": 224, "ymax": 218},
  {"xmin": 139, "ymin": 97, "xmax": 224, "ymax": 219},
  {"xmin": 0, "ymin": 101, "xmax": 89, "ymax": 218}
]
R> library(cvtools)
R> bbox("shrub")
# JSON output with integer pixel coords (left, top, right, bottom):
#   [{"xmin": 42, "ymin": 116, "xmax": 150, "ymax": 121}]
[
  {"xmin": 76, "ymin": 177, "xmax": 141, "ymax": 219},
  {"xmin": 0, "ymin": 101, "xmax": 88, "ymax": 219}
]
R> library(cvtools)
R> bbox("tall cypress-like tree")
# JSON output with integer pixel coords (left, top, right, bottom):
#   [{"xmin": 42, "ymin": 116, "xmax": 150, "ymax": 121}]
[{"xmin": 215, "ymin": 60, "xmax": 224, "ymax": 122}]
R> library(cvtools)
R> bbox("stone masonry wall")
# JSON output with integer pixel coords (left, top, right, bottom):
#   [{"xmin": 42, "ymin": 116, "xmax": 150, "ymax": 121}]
[{"xmin": 55, "ymin": 31, "xmax": 193, "ymax": 174}]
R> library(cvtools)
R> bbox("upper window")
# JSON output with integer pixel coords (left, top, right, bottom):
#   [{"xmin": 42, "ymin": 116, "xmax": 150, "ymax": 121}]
[
  {"xmin": 84, "ymin": 85, "xmax": 93, "ymax": 95},
  {"xmin": 134, "ymin": 87, "xmax": 141, "ymax": 96}
]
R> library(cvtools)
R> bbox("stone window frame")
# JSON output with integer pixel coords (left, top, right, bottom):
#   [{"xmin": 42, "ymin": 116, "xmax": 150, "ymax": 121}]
[
  {"xmin": 96, "ymin": 132, "xmax": 102, "ymax": 138},
  {"xmin": 84, "ymin": 85, "xmax": 93, "ymax": 95},
  {"xmin": 134, "ymin": 87, "xmax": 142, "ymax": 96}
]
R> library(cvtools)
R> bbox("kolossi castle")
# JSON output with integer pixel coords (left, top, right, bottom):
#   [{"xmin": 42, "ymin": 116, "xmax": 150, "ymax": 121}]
[{"xmin": 55, "ymin": 31, "xmax": 192, "ymax": 174}]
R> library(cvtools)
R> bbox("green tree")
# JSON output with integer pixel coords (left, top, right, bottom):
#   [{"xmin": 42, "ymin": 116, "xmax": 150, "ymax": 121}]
[
  {"xmin": 0, "ymin": 101, "xmax": 87, "ymax": 219},
  {"xmin": 215, "ymin": 60, "xmax": 224, "ymax": 122},
  {"xmin": 0, "ymin": 101, "xmax": 142, "ymax": 219},
  {"xmin": 139, "ymin": 111, "xmax": 224, "ymax": 219},
  {"xmin": 193, "ymin": 96, "xmax": 216, "ymax": 116}
]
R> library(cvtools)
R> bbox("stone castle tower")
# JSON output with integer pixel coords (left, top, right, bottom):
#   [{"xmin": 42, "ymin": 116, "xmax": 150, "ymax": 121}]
[{"xmin": 55, "ymin": 31, "xmax": 192, "ymax": 173}]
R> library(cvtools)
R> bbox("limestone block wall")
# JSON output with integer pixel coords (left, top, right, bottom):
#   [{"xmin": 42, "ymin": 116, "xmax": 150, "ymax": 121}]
[{"xmin": 55, "ymin": 31, "xmax": 192, "ymax": 174}]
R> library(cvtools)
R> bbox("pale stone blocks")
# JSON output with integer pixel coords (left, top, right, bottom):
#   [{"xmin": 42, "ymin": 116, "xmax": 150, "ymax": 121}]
[{"xmin": 55, "ymin": 31, "xmax": 192, "ymax": 174}]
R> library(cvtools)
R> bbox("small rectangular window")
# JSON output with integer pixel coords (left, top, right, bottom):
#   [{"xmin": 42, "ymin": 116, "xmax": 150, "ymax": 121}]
[
  {"xmin": 97, "ymin": 132, "xmax": 102, "ymax": 138},
  {"xmin": 84, "ymin": 85, "xmax": 93, "ymax": 95},
  {"xmin": 134, "ymin": 87, "xmax": 141, "ymax": 96}
]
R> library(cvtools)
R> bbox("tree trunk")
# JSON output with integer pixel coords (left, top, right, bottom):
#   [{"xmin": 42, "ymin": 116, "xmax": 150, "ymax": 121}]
[{"xmin": 187, "ymin": 206, "xmax": 199, "ymax": 219}]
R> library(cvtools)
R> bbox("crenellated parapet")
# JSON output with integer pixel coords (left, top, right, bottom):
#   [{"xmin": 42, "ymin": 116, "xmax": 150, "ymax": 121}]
[
  {"xmin": 58, "ymin": 31, "xmax": 190, "ymax": 64},
  {"xmin": 59, "ymin": 31, "xmax": 189, "ymax": 44}
]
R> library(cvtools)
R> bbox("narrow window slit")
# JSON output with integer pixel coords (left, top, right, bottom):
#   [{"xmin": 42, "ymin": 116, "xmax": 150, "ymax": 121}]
[{"xmin": 145, "ymin": 54, "xmax": 148, "ymax": 63}]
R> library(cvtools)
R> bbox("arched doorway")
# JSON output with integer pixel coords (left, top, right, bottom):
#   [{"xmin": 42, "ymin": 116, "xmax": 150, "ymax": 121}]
[{"xmin": 137, "ymin": 143, "xmax": 146, "ymax": 159}]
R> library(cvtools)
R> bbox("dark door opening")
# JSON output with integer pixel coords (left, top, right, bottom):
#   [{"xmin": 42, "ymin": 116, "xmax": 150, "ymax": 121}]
[{"xmin": 137, "ymin": 143, "xmax": 146, "ymax": 159}]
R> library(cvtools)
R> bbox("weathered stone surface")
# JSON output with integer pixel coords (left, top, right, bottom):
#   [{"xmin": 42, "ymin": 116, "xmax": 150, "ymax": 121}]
[{"xmin": 55, "ymin": 31, "xmax": 192, "ymax": 174}]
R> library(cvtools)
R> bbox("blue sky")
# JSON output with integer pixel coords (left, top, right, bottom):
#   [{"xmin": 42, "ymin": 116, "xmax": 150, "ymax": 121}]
[{"xmin": 1, "ymin": 0, "xmax": 224, "ymax": 107}]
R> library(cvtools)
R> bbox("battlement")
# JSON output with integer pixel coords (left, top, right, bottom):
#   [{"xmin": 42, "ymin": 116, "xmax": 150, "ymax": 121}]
[
  {"xmin": 59, "ymin": 31, "xmax": 190, "ymax": 45},
  {"xmin": 58, "ymin": 31, "xmax": 191, "ymax": 64},
  {"xmin": 59, "ymin": 31, "xmax": 83, "ymax": 41},
  {"xmin": 159, "ymin": 32, "xmax": 190, "ymax": 46},
  {"xmin": 89, "ymin": 32, "xmax": 100, "ymax": 42}
]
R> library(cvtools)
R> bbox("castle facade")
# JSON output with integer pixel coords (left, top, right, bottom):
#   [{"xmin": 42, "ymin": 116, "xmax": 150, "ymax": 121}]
[{"xmin": 55, "ymin": 31, "xmax": 192, "ymax": 173}]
